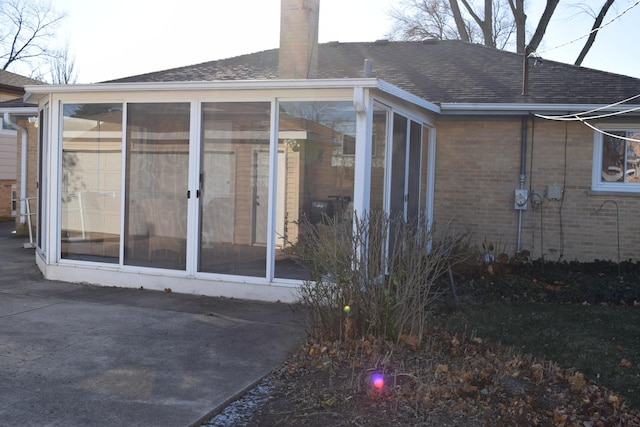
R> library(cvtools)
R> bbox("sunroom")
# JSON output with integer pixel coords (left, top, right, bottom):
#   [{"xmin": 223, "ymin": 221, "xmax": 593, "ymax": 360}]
[{"xmin": 26, "ymin": 79, "xmax": 438, "ymax": 302}]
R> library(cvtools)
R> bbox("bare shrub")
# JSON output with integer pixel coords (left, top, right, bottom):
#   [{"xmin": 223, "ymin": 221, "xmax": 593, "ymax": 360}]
[{"xmin": 293, "ymin": 211, "xmax": 469, "ymax": 345}]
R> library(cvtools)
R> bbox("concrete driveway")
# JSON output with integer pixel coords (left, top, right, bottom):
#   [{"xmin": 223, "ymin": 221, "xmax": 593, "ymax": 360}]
[{"xmin": 0, "ymin": 221, "xmax": 306, "ymax": 426}]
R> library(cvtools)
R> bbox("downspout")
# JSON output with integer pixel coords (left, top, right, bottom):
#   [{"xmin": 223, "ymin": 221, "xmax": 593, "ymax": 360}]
[
  {"xmin": 4, "ymin": 112, "xmax": 28, "ymax": 224},
  {"xmin": 516, "ymin": 116, "xmax": 527, "ymax": 253}
]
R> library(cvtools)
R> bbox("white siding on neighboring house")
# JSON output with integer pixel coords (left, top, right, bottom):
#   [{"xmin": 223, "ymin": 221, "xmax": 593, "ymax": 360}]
[{"xmin": 0, "ymin": 128, "xmax": 18, "ymax": 180}]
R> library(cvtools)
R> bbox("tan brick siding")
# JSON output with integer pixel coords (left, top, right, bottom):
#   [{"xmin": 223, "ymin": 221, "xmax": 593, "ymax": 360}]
[
  {"xmin": 0, "ymin": 179, "xmax": 13, "ymax": 217},
  {"xmin": 433, "ymin": 116, "xmax": 640, "ymax": 263}
]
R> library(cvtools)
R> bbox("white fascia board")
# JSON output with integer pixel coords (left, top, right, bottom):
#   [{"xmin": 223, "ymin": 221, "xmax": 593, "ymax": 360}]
[
  {"xmin": 376, "ymin": 80, "xmax": 441, "ymax": 114},
  {"xmin": 24, "ymin": 78, "xmax": 382, "ymax": 102},
  {"xmin": 440, "ymin": 102, "xmax": 640, "ymax": 116},
  {"xmin": 0, "ymin": 106, "xmax": 38, "ymax": 115},
  {"xmin": 24, "ymin": 78, "xmax": 442, "ymax": 115}
]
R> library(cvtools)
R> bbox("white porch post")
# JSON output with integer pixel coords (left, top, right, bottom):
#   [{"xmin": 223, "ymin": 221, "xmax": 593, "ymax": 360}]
[{"xmin": 352, "ymin": 86, "xmax": 372, "ymax": 217}]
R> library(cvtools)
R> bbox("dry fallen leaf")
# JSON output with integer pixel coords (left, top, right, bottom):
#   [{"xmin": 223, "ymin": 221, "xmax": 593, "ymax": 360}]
[
  {"xmin": 435, "ymin": 364, "xmax": 449, "ymax": 378},
  {"xmin": 620, "ymin": 358, "xmax": 633, "ymax": 368},
  {"xmin": 553, "ymin": 408, "xmax": 567, "ymax": 426}
]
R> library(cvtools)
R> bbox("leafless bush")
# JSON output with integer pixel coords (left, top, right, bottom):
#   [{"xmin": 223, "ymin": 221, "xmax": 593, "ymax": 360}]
[{"xmin": 294, "ymin": 211, "xmax": 469, "ymax": 345}]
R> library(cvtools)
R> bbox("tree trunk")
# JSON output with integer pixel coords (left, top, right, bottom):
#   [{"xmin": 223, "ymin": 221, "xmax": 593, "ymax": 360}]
[
  {"xmin": 575, "ymin": 0, "xmax": 616, "ymax": 66},
  {"xmin": 508, "ymin": 0, "xmax": 526, "ymax": 54},
  {"xmin": 527, "ymin": 0, "xmax": 560, "ymax": 54},
  {"xmin": 460, "ymin": 0, "xmax": 495, "ymax": 47},
  {"xmin": 482, "ymin": 0, "xmax": 494, "ymax": 47},
  {"xmin": 449, "ymin": 0, "xmax": 470, "ymax": 42}
]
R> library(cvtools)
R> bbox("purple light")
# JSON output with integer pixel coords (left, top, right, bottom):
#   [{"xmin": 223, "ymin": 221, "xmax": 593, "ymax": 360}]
[{"xmin": 372, "ymin": 373, "xmax": 384, "ymax": 389}]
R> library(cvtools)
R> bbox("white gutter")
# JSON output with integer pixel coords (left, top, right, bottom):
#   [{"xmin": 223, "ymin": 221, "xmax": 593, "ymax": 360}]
[
  {"xmin": 377, "ymin": 80, "xmax": 441, "ymax": 114},
  {"xmin": 440, "ymin": 103, "xmax": 640, "ymax": 115},
  {"xmin": 3, "ymin": 112, "xmax": 28, "ymax": 224}
]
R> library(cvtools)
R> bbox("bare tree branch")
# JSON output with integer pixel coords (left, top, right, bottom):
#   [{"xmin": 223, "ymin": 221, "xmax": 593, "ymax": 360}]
[
  {"xmin": 458, "ymin": 0, "xmax": 495, "ymax": 46},
  {"xmin": 0, "ymin": 0, "xmax": 65, "ymax": 71},
  {"xmin": 389, "ymin": 0, "xmax": 459, "ymax": 41},
  {"xmin": 526, "ymin": 0, "xmax": 560, "ymax": 54},
  {"xmin": 492, "ymin": 0, "xmax": 517, "ymax": 49},
  {"xmin": 49, "ymin": 42, "xmax": 77, "ymax": 84},
  {"xmin": 574, "ymin": 0, "xmax": 615, "ymax": 66}
]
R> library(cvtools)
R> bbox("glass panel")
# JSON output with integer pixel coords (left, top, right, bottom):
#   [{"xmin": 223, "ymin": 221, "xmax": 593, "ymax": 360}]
[
  {"xmin": 600, "ymin": 131, "xmax": 625, "ymax": 183},
  {"xmin": 406, "ymin": 120, "xmax": 422, "ymax": 223},
  {"xmin": 37, "ymin": 108, "xmax": 45, "ymax": 251},
  {"xmin": 61, "ymin": 103, "xmax": 122, "ymax": 263},
  {"xmin": 124, "ymin": 103, "xmax": 189, "ymax": 270},
  {"xmin": 370, "ymin": 106, "xmax": 387, "ymax": 211},
  {"xmin": 276, "ymin": 101, "xmax": 356, "ymax": 279},
  {"xmin": 420, "ymin": 126, "xmax": 430, "ymax": 215},
  {"xmin": 626, "ymin": 131, "xmax": 640, "ymax": 182},
  {"xmin": 199, "ymin": 102, "xmax": 271, "ymax": 277},
  {"xmin": 390, "ymin": 114, "xmax": 408, "ymax": 219}
]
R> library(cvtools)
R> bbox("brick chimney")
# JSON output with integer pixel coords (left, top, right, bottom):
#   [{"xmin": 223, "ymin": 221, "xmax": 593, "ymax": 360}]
[{"xmin": 279, "ymin": 0, "xmax": 320, "ymax": 79}]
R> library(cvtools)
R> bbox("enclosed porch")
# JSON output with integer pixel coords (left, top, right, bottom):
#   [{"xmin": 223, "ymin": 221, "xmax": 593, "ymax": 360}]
[{"xmin": 28, "ymin": 79, "xmax": 438, "ymax": 302}]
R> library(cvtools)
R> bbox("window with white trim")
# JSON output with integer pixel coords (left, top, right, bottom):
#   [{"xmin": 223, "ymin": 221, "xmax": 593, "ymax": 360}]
[{"xmin": 593, "ymin": 127, "xmax": 640, "ymax": 192}]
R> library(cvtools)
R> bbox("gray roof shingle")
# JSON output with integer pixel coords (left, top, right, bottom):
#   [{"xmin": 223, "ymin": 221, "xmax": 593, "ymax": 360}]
[
  {"xmin": 107, "ymin": 40, "xmax": 640, "ymax": 105},
  {"xmin": 0, "ymin": 69, "xmax": 43, "ymax": 89},
  {"xmin": 0, "ymin": 98, "xmax": 37, "ymax": 109}
]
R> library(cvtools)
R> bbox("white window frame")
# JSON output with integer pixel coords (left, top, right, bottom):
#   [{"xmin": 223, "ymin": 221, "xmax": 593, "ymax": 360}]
[{"xmin": 592, "ymin": 124, "xmax": 640, "ymax": 193}]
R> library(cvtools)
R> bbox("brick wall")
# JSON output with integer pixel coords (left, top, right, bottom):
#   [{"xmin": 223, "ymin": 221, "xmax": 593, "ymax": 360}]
[
  {"xmin": 433, "ymin": 116, "xmax": 640, "ymax": 263},
  {"xmin": 279, "ymin": 0, "xmax": 319, "ymax": 79},
  {"xmin": 0, "ymin": 179, "xmax": 13, "ymax": 217}
]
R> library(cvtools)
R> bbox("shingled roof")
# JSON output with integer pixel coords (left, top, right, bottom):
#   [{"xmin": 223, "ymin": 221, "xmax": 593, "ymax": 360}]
[
  {"xmin": 107, "ymin": 40, "xmax": 640, "ymax": 106},
  {"xmin": 0, "ymin": 69, "xmax": 43, "ymax": 91},
  {"xmin": 0, "ymin": 97, "xmax": 37, "ymax": 109}
]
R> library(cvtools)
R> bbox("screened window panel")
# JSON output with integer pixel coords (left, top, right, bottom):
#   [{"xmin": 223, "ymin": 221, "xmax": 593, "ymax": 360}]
[
  {"xmin": 275, "ymin": 101, "xmax": 356, "ymax": 279},
  {"xmin": 61, "ymin": 103, "xmax": 122, "ymax": 263}
]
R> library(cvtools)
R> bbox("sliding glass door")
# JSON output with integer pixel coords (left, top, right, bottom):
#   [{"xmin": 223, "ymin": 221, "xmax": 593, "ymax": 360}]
[
  {"xmin": 198, "ymin": 102, "xmax": 271, "ymax": 277},
  {"xmin": 124, "ymin": 103, "xmax": 190, "ymax": 270}
]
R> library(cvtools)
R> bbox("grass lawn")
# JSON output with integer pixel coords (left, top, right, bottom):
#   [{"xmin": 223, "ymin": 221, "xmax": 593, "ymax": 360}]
[{"xmin": 434, "ymin": 302, "xmax": 640, "ymax": 410}]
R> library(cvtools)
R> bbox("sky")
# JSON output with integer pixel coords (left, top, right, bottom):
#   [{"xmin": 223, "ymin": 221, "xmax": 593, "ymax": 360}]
[{"xmin": 45, "ymin": 0, "xmax": 640, "ymax": 84}]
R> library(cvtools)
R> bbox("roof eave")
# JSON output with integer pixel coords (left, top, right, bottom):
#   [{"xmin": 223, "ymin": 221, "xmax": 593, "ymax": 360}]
[
  {"xmin": 440, "ymin": 103, "xmax": 640, "ymax": 116},
  {"xmin": 0, "ymin": 106, "xmax": 38, "ymax": 115},
  {"xmin": 24, "ymin": 78, "xmax": 383, "ymax": 102},
  {"xmin": 24, "ymin": 78, "xmax": 442, "ymax": 114},
  {"xmin": 376, "ymin": 80, "xmax": 441, "ymax": 114}
]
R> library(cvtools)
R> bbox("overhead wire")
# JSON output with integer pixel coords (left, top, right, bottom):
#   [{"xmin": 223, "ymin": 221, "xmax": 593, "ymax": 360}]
[
  {"xmin": 529, "ymin": 0, "xmax": 640, "ymax": 57},
  {"xmin": 576, "ymin": 118, "xmax": 640, "ymax": 142},
  {"xmin": 540, "ymin": 93, "xmax": 640, "ymax": 119},
  {"xmin": 536, "ymin": 105, "xmax": 640, "ymax": 121},
  {"xmin": 535, "ymin": 96, "xmax": 640, "ymax": 143},
  {"xmin": 530, "ymin": 1, "xmax": 640, "ymax": 140}
]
